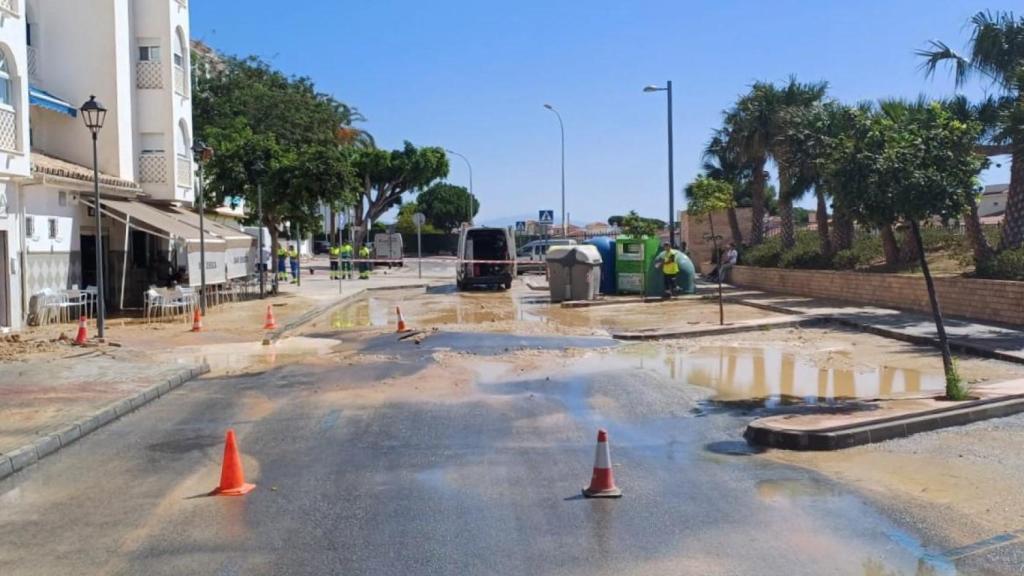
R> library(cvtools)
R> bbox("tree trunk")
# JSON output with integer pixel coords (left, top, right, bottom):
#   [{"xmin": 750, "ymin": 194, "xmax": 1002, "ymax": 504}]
[
  {"xmin": 963, "ymin": 192, "xmax": 993, "ymax": 266},
  {"xmin": 709, "ymin": 217, "xmax": 724, "ymax": 326},
  {"xmin": 749, "ymin": 159, "xmax": 767, "ymax": 245},
  {"xmin": 816, "ymin": 190, "xmax": 832, "ymax": 256},
  {"xmin": 998, "ymin": 146, "xmax": 1024, "ymax": 251},
  {"xmin": 898, "ymin": 223, "xmax": 919, "ymax": 264},
  {"xmin": 268, "ymin": 222, "xmax": 280, "ymax": 292},
  {"xmin": 727, "ymin": 207, "xmax": 743, "ymax": 247},
  {"xmin": 831, "ymin": 207, "xmax": 854, "ymax": 252},
  {"xmin": 881, "ymin": 224, "xmax": 900, "ymax": 267},
  {"xmin": 779, "ymin": 195, "xmax": 795, "ymax": 250},
  {"xmin": 910, "ymin": 220, "xmax": 955, "ymax": 395}
]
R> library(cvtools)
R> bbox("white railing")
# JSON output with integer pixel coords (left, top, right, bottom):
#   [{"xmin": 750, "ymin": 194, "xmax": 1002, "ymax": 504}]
[
  {"xmin": 173, "ymin": 66, "xmax": 186, "ymax": 96},
  {"xmin": 136, "ymin": 61, "xmax": 162, "ymax": 90},
  {"xmin": 27, "ymin": 46, "xmax": 37, "ymax": 80},
  {"xmin": 139, "ymin": 152, "xmax": 167, "ymax": 183},
  {"xmin": 0, "ymin": 107, "xmax": 17, "ymax": 151},
  {"xmin": 176, "ymin": 155, "xmax": 192, "ymax": 188}
]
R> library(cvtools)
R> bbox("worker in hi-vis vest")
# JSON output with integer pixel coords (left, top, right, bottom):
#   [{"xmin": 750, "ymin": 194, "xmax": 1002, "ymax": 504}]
[
  {"xmin": 276, "ymin": 246, "xmax": 289, "ymax": 281},
  {"xmin": 654, "ymin": 241, "xmax": 685, "ymax": 299},
  {"xmin": 288, "ymin": 245, "xmax": 300, "ymax": 283},
  {"xmin": 340, "ymin": 241, "xmax": 354, "ymax": 279},
  {"xmin": 328, "ymin": 243, "xmax": 341, "ymax": 280},
  {"xmin": 358, "ymin": 245, "xmax": 371, "ymax": 279}
]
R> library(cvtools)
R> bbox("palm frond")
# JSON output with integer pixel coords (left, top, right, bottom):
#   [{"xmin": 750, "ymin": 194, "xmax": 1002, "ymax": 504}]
[{"xmin": 916, "ymin": 40, "xmax": 971, "ymax": 86}]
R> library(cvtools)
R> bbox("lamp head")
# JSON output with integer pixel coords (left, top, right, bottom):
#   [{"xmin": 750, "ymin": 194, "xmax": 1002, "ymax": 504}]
[
  {"xmin": 80, "ymin": 95, "xmax": 107, "ymax": 134},
  {"xmin": 643, "ymin": 85, "xmax": 662, "ymax": 93},
  {"xmin": 543, "ymin": 103, "xmax": 554, "ymax": 110}
]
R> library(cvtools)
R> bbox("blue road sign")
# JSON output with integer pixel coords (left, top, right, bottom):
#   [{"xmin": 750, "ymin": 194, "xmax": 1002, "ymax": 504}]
[
  {"xmin": 515, "ymin": 221, "xmax": 526, "ymax": 232},
  {"xmin": 539, "ymin": 210, "xmax": 554, "ymax": 223}
]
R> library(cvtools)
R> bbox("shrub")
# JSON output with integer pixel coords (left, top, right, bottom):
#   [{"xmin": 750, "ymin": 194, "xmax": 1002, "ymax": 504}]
[
  {"xmin": 743, "ymin": 237, "xmax": 783, "ymax": 268},
  {"xmin": 945, "ymin": 358, "xmax": 970, "ymax": 401},
  {"xmin": 976, "ymin": 248, "xmax": 1024, "ymax": 281},
  {"xmin": 833, "ymin": 236, "xmax": 882, "ymax": 270},
  {"xmin": 779, "ymin": 243, "xmax": 832, "ymax": 269}
]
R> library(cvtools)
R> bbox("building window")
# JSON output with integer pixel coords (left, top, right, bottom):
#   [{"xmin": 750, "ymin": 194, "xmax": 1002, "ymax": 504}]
[
  {"xmin": 0, "ymin": 52, "xmax": 11, "ymax": 106},
  {"xmin": 139, "ymin": 45, "xmax": 160, "ymax": 62},
  {"xmin": 173, "ymin": 32, "xmax": 184, "ymax": 68},
  {"xmin": 25, "ymin": 215, "xmax": 33, "ymax": 238},
  {"xmin": 47, "ymin": 218, "xmax": 57, "ymax": 239}
]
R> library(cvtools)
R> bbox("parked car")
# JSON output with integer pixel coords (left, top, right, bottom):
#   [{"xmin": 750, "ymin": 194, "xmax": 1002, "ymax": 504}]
[
  {"xmin": 516, "ymin": 239, "xmax": 577, "ymax": 274},
  {"xmin": 457, "ymin": 227, "xmax": 516, "ymax": 290}
]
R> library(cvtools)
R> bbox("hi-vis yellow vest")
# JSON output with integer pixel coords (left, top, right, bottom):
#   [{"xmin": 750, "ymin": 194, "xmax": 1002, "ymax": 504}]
[{"xmin": 662, "ymin": 250, "xmax": 680, "ymax": 275}]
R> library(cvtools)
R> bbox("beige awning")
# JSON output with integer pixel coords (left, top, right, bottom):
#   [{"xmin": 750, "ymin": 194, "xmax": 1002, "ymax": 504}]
[
  {"xmin": 92, "ymin": 198, "xmax": 226, "ymax": 246},
  {"xmin": 163, "ymin": 206, "xmax": 254, "ymax": 249}
]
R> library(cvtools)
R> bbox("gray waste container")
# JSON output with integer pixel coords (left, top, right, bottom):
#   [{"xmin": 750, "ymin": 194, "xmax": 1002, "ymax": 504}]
[{"xmin": 546, "ymin": 245, "xmax": 603, "ymax": 303}]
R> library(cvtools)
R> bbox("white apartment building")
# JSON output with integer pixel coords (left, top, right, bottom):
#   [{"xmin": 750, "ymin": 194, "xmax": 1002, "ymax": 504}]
[{"xmin": 0, "ymin": 0, "xmax": 252, "ymax": 331}]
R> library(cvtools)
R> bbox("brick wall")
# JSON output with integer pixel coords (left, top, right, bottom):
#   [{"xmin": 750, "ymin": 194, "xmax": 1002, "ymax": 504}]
[
  {"xmin": 682, "ymin": 207, "xmax": 751, "ymax": 272},
  {"xmin": 730, "ymin": 266, "xmax": 1024, "ymax": 326}
]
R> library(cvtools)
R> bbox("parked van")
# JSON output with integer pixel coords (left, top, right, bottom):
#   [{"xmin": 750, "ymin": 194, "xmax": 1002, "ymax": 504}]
[
  {"xmin": 373, "ymin": 232, "xmax": 404, "ymax": 267},
  {"xmin": 516, "ymin": 238, "xmax": 576, "ymax": 274},
  {"xmin": 457, "ymin": 227, "xmax": 516, "ymax": 290}
]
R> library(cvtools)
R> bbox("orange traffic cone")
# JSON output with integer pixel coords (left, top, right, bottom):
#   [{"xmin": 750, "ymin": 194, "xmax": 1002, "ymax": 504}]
[
  {"xmin": 582, "ymin": 429, "xmax": 622, "ymax": 498},
  {"xmin": 214, "ymin": 429, "xmax": 255, "ymax": 496},
  {"xmin": 191, "ymin": 308, "xmax": 203, "ymax": 332},
  {"xmin": 73, "ymin": 316, "xmax": 88, "ymax": 345},
  {"xmin": 396, "ymin": 306, "xmax": 411, "ymax": 333},
  {"xmin": 263, "ymin": 304, "xmax": 278, "ymax": 330}
]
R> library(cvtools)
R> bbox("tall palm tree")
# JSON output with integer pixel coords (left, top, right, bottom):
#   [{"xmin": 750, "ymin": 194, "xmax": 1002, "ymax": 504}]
[
  {"xmin": 702, "ymin": 131, "xmax": 750, "ymax": 245},
  {"xmin": 722, "ymin": 85, "xmax": 780, "ymax": 245},
  {"xmin": 919, "ymin": 10, "xmax": 1024, "ymax": 251}
]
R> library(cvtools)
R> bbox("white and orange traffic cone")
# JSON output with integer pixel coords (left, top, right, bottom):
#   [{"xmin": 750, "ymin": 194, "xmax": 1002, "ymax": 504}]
[
  {"xmin": 73, "ymin": 316, "xmax": 88, "ymax": 345},
  {"xmin": 396, "ymin": 306, "xmax": 411, "ymax": 333},
  {"xmin": 582, "ymin": 429, "xmax": 622, "ymax": 498},
  {"xmin": 191, "ymin": 308, "xmax": 203, "ymax": 332},
  {"xmin": 263, "ymin": 304, "xmax": 278, "ymax": 330}
]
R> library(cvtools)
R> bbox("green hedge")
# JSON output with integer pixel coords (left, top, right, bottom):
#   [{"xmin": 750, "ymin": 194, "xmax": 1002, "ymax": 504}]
[{"xmin": 976, "ymin": 248, "xmax": 1024, "ymax": 281}]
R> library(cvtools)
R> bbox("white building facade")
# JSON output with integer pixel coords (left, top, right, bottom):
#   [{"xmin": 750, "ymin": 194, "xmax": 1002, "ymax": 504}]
[{"xmin": 0, "ymin": 0, "xmax": 251, "ymax": 331}]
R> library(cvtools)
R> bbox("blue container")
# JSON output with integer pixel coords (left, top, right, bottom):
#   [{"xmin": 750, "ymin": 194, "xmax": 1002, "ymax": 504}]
[{"xmin": 584, "ymin": 236, "xmax": 617, "ymax": 294}]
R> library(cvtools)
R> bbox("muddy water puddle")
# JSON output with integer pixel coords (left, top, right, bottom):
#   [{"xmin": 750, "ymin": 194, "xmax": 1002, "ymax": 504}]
[{"xmin": 328, "ymin": 290, "xmax": 548, "ymax": 329}]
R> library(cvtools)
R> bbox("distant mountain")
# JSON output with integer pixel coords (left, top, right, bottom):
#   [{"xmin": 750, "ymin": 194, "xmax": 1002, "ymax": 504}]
[{"xmin": 478, "ymin": 213, "xmax": 596, "ymax": 227}]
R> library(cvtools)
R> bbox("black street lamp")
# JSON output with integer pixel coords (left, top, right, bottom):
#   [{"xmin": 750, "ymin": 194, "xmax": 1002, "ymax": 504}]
[
  {"xmin": 644, "ymin": 82, "xmax": 676, "ymax": 247},
  {"xmin": 80, "ymin": 95, "xmax": 107, "ymax": 339},
  {"xmin": 192, "ymin": 139, "xmax": 213, "ymax": 314}
]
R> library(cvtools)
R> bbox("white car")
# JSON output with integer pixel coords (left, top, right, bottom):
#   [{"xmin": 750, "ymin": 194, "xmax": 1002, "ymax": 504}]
[{"xmin": 516, "ymin": 239, "xmax": 577, "ymax": 274}]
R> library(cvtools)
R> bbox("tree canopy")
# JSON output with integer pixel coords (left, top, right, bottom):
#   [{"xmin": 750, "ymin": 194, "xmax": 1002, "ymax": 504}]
[{"xmin": 416, "ymin": 182, "xmax": 478, "ymax": 232}]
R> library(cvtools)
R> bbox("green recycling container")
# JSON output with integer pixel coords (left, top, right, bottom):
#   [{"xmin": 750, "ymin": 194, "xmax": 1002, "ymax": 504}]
[{"xmin": 615, "ymin": 236, "xmax": 663, "ymax": 296}]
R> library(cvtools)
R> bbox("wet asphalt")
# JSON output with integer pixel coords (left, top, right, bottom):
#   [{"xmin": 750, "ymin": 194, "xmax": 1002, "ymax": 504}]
[{"xmin": 0, "ymin": 306, "xmax": 1011, "ymax": 574}]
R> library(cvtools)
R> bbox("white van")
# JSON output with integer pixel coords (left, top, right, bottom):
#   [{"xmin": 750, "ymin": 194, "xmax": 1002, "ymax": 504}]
[
  {"xmin": 516, "ymin": 239, "xmax": 576, "ymax": 274},
  {"xmin": 373, "ymin": 232, "xmax": 404, "ymax": 267},
  {"xmin": 457, "ymin": 227, "xmax": 516, "ymax": 290}
]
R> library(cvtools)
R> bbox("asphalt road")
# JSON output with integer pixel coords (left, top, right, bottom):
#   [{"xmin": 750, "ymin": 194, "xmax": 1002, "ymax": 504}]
[{"xmin": 0, "ymin": 317, "xmax": 996, "ymax": 574}]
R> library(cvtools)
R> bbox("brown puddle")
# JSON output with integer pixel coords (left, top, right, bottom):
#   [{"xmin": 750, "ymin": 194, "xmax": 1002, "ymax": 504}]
[{"xmin": 328, "ymin": 290, "xmax": 547, "ymax": 329}]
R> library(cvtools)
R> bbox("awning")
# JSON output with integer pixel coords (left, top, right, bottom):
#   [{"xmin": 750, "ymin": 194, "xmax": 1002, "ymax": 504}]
[
  {"xmin": 88, "ymin": 198, "xmax": 226, "ymax": 246},
  {"xmin": 163, "ymin": 206, "xmax": 255, "ymax": 249},
  {"xmin": 32, "ymin": 151, "xmax": 142, "ymax": 195},
  {"xmin": 29, "ymin": 85, "xmax": 78, "ymax": 117}
]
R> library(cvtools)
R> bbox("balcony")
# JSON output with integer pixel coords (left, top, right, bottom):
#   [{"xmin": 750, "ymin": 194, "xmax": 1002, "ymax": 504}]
[
  {"xmin": 176, "ymin": 155, "xmax": 192, "ymax": 188},
  {"xmin": 0, "ymin": 0, "xmax": 17, "ymax": 16},
  {"xmin": 136, "ymin": 61, "xmax": 162, "ymax": 90},
  {"xmin": 0, "ymin": 107, "xmax": 17, "ymax": 151},
  {"xmin": 173, "ymin": 66, "xmax": 186, "ymax": 96},
  {"xmin": 138, "ymin": 152, "xmax": 167, "ymax": 183},
  {"xmin": 27, "ymin": 46, "xmax": 37, "ymax": 80}
]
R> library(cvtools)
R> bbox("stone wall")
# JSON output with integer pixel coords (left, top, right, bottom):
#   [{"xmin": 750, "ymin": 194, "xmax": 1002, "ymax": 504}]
[
  {"xmin": 682, "ymin": 208, "xmax": 751, "ymax": 272},
  {"xmin": 729, "ymin": 266, "xmax": 1024, "ymax": 326}
]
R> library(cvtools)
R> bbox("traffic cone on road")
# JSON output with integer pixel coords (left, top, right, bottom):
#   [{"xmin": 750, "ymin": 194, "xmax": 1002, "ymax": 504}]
[
  {"xmin": 582, "ymin": 429, "xmax": 622, "ymax": 498},
  {"xmin": 73, "ymin": 316, "xmax": 88, "ymax": 345},
  {"xmin": 263, "ymin": 304, "xmax": 278, "ymax": 330},
  {"xmin": 191, "ymin": 308, "xmax": 203, "ymax": 332},
  {"xmin": 214, "ymin": 429, "xmax": 255, "ymax": 496},
  {"xmin": 396, "ymin": 306, "xmax": 411, "ymax": 333}
]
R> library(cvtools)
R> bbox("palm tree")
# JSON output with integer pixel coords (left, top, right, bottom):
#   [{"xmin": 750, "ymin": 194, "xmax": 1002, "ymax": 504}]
[
  {"xmin": 918, "ymin": 10, "xmax": 1024, "ymax": 251},
  {"xmin": 702, "ymin": 131, "xmax": 750, "ymax": 245}
]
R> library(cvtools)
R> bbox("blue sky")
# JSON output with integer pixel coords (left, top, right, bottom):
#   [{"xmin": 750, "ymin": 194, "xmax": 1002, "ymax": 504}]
[{"xmin": 192, "ymin": 1, "xmax": 1014, "ymax": 225}]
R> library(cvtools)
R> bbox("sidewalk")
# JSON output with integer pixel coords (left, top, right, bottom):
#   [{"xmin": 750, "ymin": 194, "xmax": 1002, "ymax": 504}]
[{"xmin": 0, "ymin": 257, "xmax": 443, "ymax": 480}]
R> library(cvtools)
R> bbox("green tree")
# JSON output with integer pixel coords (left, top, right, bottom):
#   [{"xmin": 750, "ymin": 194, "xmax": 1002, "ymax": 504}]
[
  {"xmin": 702, "ymin": 132, "xmax": 751, "ymax": 245},
  {"xmin": 825, "ymin": 102, "xmax": 986, "ymax": 397},
  {"xmin": 350, "ymin": 142, "xmax": 449, "ymax": 247},
  {"xmin": 617, "ymin": 211, "xmax": 663, "ymax": 237},
  {"xmin": 416, "ymin": 182, "xmax": 478, "ymax": 232},
  {"xmin": 193, "ymin": 56, "xmax": 359, "ymax": 272},
  {"xmin": 919, "ymin": 10, "xmax": 1024, "ymax": 251},
  {"xmin": 685, "ymin": 176, "xmax": 736, "ymax": 324}
]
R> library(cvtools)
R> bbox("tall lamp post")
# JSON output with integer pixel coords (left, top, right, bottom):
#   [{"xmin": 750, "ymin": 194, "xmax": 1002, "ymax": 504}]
[
  {"xmin": 643, "ymin": 82, "xmax": 676, "ymax": 247},
  {"xmin": 80, "ymin": 96, "xmax": 107, "ymax": 339},
  {"xmin": 192, "ymin": 140, "xmax": 213, "ymax": 314},
  {"xmin": 543, "ymin": 104, "xmax": 566, "ymax": 237},
  {"xmin": 255, "ymin": 164, "xmax": 266, "ymax": 299},
  {"xmin": 444, "ymin": 149, "xmax": 474, "ymax": 225}
]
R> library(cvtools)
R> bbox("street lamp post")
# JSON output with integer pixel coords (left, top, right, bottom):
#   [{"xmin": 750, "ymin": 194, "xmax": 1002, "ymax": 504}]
[
  {"xmin": 444, "ymin": 149, "xmax": 474, "ymax": 226},
  {"xmin": 543, "ymin": 104, "xmax": 566, "ymax": 237},
  {"xmin": 644, "ymin": 81, "xmax": 676, "ymax": 247},
  {"xmin": 257, "ymin": 180, "xmax": 265, "ymax": 299},
  {"xmin": 80, "ymin": 96, "xmax": 108, "ymax": 339},
  {"xmin": 192, "ymin": 140, "xmax": 213, "ymax": 314}
]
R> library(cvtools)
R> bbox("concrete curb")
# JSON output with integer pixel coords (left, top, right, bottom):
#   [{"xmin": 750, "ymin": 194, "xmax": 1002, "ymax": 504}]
[
  {"xmin": 745, "ymin": 393, "xmax": 1024, "ymax": 451},
  {"xmin": 612, "ymin": 316, "xmax": 822, "ymax": 341},
  {"xmin": 0, "ymin": 363, "xmax": 210, "ymax": 482}
]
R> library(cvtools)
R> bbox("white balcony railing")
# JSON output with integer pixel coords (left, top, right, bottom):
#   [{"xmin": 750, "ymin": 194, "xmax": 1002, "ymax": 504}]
[
  {"xmin": 173, "ymin": 66, "xmax": 186, "ymax": 96},
  {"xmin": 136, "ymin": 61, "xmax": 162, "ymax": 90},
  {"xmin": 176, "ymin": 155, "xmax": 192, "ymax": 188},
  {"xmin": 139, "ymin": 152, "xmax": 167, "ymax": 183},
  {"xmin": 27, "ymin": 46, "xmax": 38, "ymax": 80},
  {"xmin": 0, "ymin": 107, "xmax": 17, "ymax": 151}
]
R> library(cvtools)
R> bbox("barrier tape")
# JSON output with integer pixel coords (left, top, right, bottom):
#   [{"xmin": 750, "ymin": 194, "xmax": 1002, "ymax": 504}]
[{"xmin": 327, "ymin": 258, "xmax": 525, "ymax": 265}]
